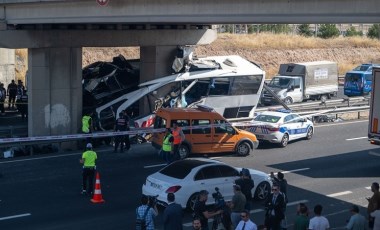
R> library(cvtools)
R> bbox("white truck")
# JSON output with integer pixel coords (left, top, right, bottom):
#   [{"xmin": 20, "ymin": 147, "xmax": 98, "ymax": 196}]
[
  {"xmin": 261, "ymin": 61, "xmax": 339, "ymax": 105},
  {"xmin": 369, "ymin": 67, "xmax": 380, "ymax": 145}
]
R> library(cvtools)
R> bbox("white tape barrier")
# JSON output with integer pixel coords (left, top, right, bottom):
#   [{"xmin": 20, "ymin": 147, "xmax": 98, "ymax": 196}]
[{"xmin": 0, "ymin": 123, "xmax": 247, "ymax": 145}]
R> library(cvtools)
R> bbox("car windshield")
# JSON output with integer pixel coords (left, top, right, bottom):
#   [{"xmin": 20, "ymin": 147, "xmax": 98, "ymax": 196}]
[
  {"xmin": 254, "ymin": 114, "xmax": 281, "ymax": 123},
  {"xmin": 353, "ymin": 65, "xmax": 370, "ymax": 71},
  {"xmin": 159, "ymin": 160, "xmax": 213, "ymax": 179},
  {"xmin": 268, "ymin": 77, "xmax": 292, "ymax": 89}
]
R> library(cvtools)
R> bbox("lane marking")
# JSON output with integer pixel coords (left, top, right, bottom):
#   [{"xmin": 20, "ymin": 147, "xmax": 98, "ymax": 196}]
[
  {"xmin": 182, "ymin": 200, "xmax": 308, "ymax": 227},
  {"xmin": 346, "ymin": 137, "xmax": 367, "ymax": 141},
  {"xmin": 268, "ymin": 168, "xmax": 310, "ymax": 177},
  {"xmin": 366, "ymin": 186, "xmax": 371, "ymax": 190},
  {"xmin": 0, "ymin": 213, "xmax": 31, "ymax": 221},
  {"xmin": 369, "ymin": 151, "xmax": 380, "ymax": 157},
  {"xmin": 327, "ymin": 191, "xmax": 352, "ymax": 197},
  {"xmin": 316, "ymin": 120, "xmax": 368, "ymax": 128}
]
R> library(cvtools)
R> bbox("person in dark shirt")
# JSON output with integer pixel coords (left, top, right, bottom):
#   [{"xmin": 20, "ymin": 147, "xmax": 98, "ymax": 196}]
[
  {"xmin": 193, "ymin": 190, "xmax": 222, "ymax": 230},
  {"xmin": 235, "ymin": 168, "xmax": 255, "ymax": 210},
  {"xmin": 114, "ymin": 112, "xmax": 128, "ymax": 153},
  {"xmin": 7, "ymin": 80, "xmax": 17, "ymax": 109}
]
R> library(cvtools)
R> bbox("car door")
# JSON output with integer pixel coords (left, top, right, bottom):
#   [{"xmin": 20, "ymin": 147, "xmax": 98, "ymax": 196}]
[
  {"xmin": 283, "ymin": 114, "xmax": 298, "ymax": 141},
  {"xmin": 193, "ymin": 165, "xmax": 225, "ymax": 205},
  {"xmin": 216, "ymin": 165, "xmax": 240, "ymax": 201},
  {"xmin": 212, "ymin": 119, "xmax": 237, "ymax": 152},
  {"xmin": 190, "ymin": 119, "xmax": 213, "ymax": 153},
  {"xmin": 292, "ymin": 114, "xmax": 310, "ymax": 139},
  {"xmin": 287, "ymin": 78, "xmax": 303, "ymax": 102}
]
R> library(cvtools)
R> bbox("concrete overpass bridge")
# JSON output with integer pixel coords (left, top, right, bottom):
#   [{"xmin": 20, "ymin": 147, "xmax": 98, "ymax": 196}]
[{"xmin": 0, "ymin": 0, "xmax": 379, "ymax": 144}]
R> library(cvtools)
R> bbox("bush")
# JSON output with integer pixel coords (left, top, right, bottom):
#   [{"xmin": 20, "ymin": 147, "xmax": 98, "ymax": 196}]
[
  {"xmin": 297, "ymin": 24, "xmax": 313, "ymax": 37},
  {"xmin": 367, "ymin": 24, "xmax": 380, "ymax": 39},
  {"xmin": 318, "ymin": 24, "xmax": 340, "ymax": 39},
  {"xmin": 345, "ymin": 26, "xmax": 363, "ymax": 37}
]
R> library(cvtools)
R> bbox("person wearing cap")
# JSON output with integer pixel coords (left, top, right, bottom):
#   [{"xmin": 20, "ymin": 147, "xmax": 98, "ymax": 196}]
[
  {"xmin": 79, "ymin": 143, "xmax": 97, "ymax": 195},
  {"xmin": 228, "ymin": 184, "xmax": 247, "ymax": 228},
  {"xmin": 163, "ymin": 193, "xmax": 183, "ymax": 230},
  {"xmin": 194, "ymin": 190, "xmax": 222, "ymax": 230},
  {"xmin": 346, "ymin": 205, "xmax": 366, "ymax": 230},
  {"xmin": 235, "ymin": 168, "xmax": 255, "ymax": 211}
]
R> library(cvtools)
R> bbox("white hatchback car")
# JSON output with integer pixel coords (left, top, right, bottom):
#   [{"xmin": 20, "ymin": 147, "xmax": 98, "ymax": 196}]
[
  {"xmin": 245, "ymin": 109, "xmax": 314, "ymax": 147},
  {"xmin": 142, "ymin": 158, "xmax": 272, "ymax": 210}
]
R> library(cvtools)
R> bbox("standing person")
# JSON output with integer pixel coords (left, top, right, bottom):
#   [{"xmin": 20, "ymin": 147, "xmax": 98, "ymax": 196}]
[
  {"xmin": 0, "ymin": 83, "xmax": 6, "ymax": 115},
  {"xmin": 294, "ymin": 203, "xmax": 309, "ymax": 230},
  {"xmin": 171, "ymin": 121, "xmax": 185, "ymax": 160},
  {"xmin": 17, "ymin": 90, "xmax": 28, "ymax": 120},
  {"xmin": 16, "ymin": 80, "xmax": 25, "ymax": 99},
  {"xmin": 192, "ymin": 218, "xmax": 202, "ymax": 230},
  {"xmin": 136, "ymin": 195, "xmax": 158, "ymax": 230},
  {"xmin": 82, "ymin": 111, "xmax": 93, "ymax": 144},
  {"xmin": 235, "ymin": 168, "xmax": 255, "ymax": 210},
  {"xmin": 79, "ymin": 143, "xmax": 97, "ymax": 195},
  {"xmin": 367, "ymin": 182, "xmax": 380, "ymax": 229},
  {"xmin": 229, "ymin": 184, "xmax": 247, "ymax": 229},
  {"xmin": 370, "ymin": 208, "xmax": 380, "ymax": 230},
  {"xmin": 271, "ymin": 172, "xmax": 288, "ymax": 203},
  {"xmin": 7, "ymin": 80, "xmax": 17, "ymax": 109},
  {"xmin": 194, "ymin": 190, "xmax": 223, "ymax": 230},
  {"xmin": 161, "ymin": 128, "xmax": 174, "ymax": 164},
  {"xmin": 114, "ymin": 112, "xmax": 128, "ymax": 153},
  {"xmin": 163, "ymin": 193, "xmax": 183, "ymax": 230},
  {"xmin": 308, "ymin": 204, "xmax": 330, "ymax": 230},
  {"xmin": 235, "ymin": 209, "xmax": 258, "ymax": 230},
  {"xmin": 264, "ymin": 184, "xmax": 286, "ymax": 230},
  {"xmin": 346, "ymin": 205, "xmax": 366, "ymax": 230}
]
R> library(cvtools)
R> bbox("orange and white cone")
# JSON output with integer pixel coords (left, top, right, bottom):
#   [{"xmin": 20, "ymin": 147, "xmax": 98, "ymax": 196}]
[{"xmin": 91, "ymin": 172, "xmax": 105, "ymax": 203}]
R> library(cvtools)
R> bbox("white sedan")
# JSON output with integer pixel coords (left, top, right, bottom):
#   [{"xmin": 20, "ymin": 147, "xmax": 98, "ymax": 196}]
[
  {"xmin": 245, "ymin": 109, "xmax": 314, "ymax": 147},
  {"xmin": 142, "ymin": 158, "xmax": 272, "ymax": 210}
]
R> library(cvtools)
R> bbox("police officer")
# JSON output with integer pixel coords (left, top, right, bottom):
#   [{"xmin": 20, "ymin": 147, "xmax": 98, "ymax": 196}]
[
  {"xmin": 82, "ymin": 111, "xmax": 93, "ymax": 144},
  {"xmin": 161, "ymin": 128, "xmax": 174, "ymax": 164},
  {"xmin": 171, "ymin": 122, "xmax": 185, "ymax": 160},
  {"xmin": 114, "ymin": 112, "xmax": 129, "ymax": 153},
  {"xmin": 80, "ymin": 143, "xmax": 97, "ymax": 195}
]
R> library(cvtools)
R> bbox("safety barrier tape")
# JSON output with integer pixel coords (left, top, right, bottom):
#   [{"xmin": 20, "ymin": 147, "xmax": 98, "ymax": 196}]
[{"xmin": 0, "ymin": 123, "xmax": 255, "ymax": 145}]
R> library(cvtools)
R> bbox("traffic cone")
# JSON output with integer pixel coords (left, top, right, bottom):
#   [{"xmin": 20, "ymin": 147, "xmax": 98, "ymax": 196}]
[{"xmin": 91, "ymin": 172, "xmax": 105, "ymax": 203}]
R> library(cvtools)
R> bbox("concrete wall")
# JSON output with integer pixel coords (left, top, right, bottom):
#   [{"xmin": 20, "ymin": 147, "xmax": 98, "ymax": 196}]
[{"xmin": 0, "ymin": 48, "xmax": 15, "ymax": 87}]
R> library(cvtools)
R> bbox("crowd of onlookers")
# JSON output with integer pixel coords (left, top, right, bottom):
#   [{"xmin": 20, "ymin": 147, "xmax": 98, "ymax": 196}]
[
  {"xmin": 135, "ymin": 172, "xmax": 380, "ymax": 230},
  {"xmin": 0, "ymin": 79, "xmax": 27, "ymax": 119}
]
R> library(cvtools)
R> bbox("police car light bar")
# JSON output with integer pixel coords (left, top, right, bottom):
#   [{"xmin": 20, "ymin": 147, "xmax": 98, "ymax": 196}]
[{"xmin": 268, "ymin": 108, "xmax": 292, "ymax": 113}]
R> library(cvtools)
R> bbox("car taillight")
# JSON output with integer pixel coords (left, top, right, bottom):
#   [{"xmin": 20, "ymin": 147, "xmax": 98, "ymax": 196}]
[
  {"xmin": 267, "ymin": 126, "xmax": 279, "ymax": 131},
  {"xmin": 166, "ymin": 186, "xmax": 182, "ymax": 193}
]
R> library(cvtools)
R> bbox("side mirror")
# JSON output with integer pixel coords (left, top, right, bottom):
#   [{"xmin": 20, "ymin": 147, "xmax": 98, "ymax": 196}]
[{"xmin": 287, "ymin": 86, "xmax": 294, "ymax": 92}]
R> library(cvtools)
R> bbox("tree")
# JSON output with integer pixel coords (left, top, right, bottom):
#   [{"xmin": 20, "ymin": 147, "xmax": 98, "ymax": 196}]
[
  {"xmin": 318, "ymin": 24, "xmax": 340, "ymax": 39},
  {"xmin": 297, "ymin": 24, "xmax": 313, "ymax": 37},
  {"xmin": 367, "ymin": 24, "xmax": 380, "ymax": 39},
  {"xmin": 257, "ymin": 24, "xmax": 291, "ymax": 34},
  {"xmin": 345, "ymin": 26, "xmax": 363, "ymax": 37}
]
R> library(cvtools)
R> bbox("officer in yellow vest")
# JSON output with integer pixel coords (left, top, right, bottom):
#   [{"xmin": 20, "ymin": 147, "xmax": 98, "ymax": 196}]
[
  {"xmin": 82, "ymin": 111, "xmax": 93, "ymax": 144},
  {"xmin": 161, "ymin": 128, "xmax": 174, "ymax": 164},
  {"xmin": 79, "ymin": 143, "xmax": 97, "ymax": 195}
]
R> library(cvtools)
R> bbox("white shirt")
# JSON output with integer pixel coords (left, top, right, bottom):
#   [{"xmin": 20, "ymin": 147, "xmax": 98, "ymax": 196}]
[
  {"xmin": 371, "ymin": 210, "xmax": 380, "ymax": 230},
  {"xmin": 235, "ymin": 220, "xmax": 257, "ymax": 230},
  {"xmin": 309, "ymin": 216, "xmax": 330, "ymax": 230}
]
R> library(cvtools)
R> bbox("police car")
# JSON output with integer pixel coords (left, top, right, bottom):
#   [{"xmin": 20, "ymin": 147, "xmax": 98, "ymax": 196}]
[{"xmin": 246, "ymin": 109, "xmax": 314, "ymax": 147}]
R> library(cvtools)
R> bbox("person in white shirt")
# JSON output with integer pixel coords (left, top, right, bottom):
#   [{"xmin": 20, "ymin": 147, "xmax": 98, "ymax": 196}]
[
  {"xmin": 309, "ymin": 204, "xmax": 330, "ymax": 230},
  {"xmin": 235, "ymin": 210, "xmax": 257, "ymax": 230},
  {"xmin": 370, "ymin": 209, "xmax": 380, "ymax": 230}
]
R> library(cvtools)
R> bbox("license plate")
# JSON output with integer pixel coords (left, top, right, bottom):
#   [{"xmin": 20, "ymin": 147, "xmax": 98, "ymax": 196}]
[{"xmin": 150, "ymin": 182, "xmax": 162, "ymax": 190}]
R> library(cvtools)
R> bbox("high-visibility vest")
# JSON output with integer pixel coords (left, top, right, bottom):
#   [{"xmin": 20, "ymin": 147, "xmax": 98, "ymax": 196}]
[
  {"xmin": 162, "ymin": 134, "xmax": 173, "ymax": 151},
  {"xmin": 82, "ymin": 115, "xmax": 91, "ymax": 133},
  {"xmin": 172, "ymin": 128, "xmax": 182, "ymax": 145}
]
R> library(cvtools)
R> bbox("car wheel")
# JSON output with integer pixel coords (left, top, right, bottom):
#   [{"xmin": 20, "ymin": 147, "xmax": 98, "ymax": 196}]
[
  {"xmin": 284, "ymin": 97, "xmax": 293, "ymax": 104},
  {"xmin": 280, "ymin": 134, "xmax": 289, "ymax": 147},
  {"xmin": 305, "ymin": 127, "xmax": 313, "ymax": 140},
  {"xmin": 236, "ymin": 142, "xmax": 251, "ymax": 156},
  {"xmin": 178, "ymin": 144, "xmax": 190, "ymax": 159},
  {"xmin": 254, "ymin": 181, "xmax": 271, "ymax": 200},
  {"xmin": 186, "ymin": 193, "xmax": 199, "ymax": 211}
]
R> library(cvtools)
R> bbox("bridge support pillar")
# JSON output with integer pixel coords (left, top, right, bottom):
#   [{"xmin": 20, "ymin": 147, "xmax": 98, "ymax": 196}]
[
  {"xmin": 139, "ymin": 45, "xmax": 177, "ymax": 115},
  {"xmin": 28, "ymin": 48, "xmax": 82, "ymax": 147}
]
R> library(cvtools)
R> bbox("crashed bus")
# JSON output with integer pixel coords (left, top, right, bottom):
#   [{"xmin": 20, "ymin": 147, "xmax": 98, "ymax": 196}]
[{"xmin": 94, "ymin": 53, "xmax": 266, "ymax": 130}]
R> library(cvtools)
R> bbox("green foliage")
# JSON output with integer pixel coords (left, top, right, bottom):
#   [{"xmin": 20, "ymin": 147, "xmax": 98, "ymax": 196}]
[
  {"xmin": 249, "ymin": 24, "xmax": 291, "ymax": 34},
  {"xmin": 367, "ymin": 24, "xmax": 380, "ymax": 39},
  {"xmin": 345, "ymin": 26, "xmax": 363, "ymax": 37},
  {"xmin": 297, "ymin": 24, "xmax": 313, "ymax": 37},
  {"xmin": 318, "ymin": 24, "xmax": 340, "ymax": 39}
]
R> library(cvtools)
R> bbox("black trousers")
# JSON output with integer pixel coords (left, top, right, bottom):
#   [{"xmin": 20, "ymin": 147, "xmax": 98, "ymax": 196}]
[
  {"xmin": 82, "ymin": 168, "xmax": 95, "ymax": 193},
  {"xmin": 114, "ymin": 135, "xmax": 130, "ymax": 152}
]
